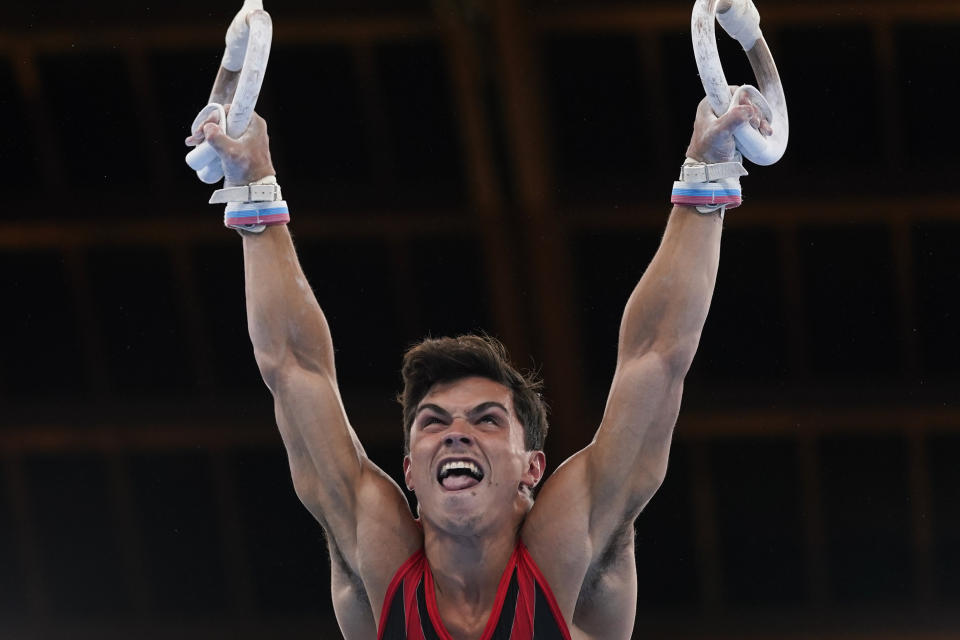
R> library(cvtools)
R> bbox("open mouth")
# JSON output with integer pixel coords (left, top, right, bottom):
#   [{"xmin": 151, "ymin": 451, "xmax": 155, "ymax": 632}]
[{"xmin": 436, "ymin": 459, "xmax": 485, "ymax": 491}]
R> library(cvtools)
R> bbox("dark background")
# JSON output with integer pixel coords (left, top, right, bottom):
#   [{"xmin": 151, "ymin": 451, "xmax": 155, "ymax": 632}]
[{"xmin": 1, "ymin": 0, "xmax": 959, "ymax": 638}]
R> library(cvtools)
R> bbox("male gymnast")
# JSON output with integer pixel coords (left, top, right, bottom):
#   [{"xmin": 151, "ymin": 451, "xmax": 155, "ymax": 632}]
[{"xmin": 186, "ymin": 85, "xmax": 771, "ymax": 639}]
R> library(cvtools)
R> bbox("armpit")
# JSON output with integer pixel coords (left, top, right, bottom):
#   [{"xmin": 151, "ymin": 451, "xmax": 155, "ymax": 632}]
[
  {"xmin": 573, "ymin": 526, "xmax": 638, "ymax": 636},
  {"xmin": 328, "ymin": 535, "xmax": 368, "ymax": 603},
  {"xmin": 328, "ymin": 536, "xmax": 378, "ymax": 639}
]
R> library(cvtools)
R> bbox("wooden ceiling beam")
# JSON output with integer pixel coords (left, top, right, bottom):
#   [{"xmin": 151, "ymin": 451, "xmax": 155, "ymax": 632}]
[{"xmin": 2, "ymin": 404, "xmax": 959, "ymax": 454}]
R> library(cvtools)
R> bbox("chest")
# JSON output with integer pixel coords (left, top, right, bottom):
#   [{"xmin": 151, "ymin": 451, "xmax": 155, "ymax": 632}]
[
  {"xmin": 378, "ymin": 551, "xmax": 573, "ymax": 640},
  {"xmin": 434, "ymin": 603, "xmax": 492, "ymax": 640}
]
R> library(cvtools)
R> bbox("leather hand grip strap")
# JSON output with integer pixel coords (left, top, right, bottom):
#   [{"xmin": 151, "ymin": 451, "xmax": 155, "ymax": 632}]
[
  {"xmin": 679, "ymin": 159, "xmax": 747, "ymax": 183},
  {"xmin": 210, "ymin": 183, "xmax": 283, "ymax": 203}
]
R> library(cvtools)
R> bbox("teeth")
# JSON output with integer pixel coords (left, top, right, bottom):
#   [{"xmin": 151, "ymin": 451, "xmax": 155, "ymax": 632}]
[
  {"xmin": 441, "ymin": 461, "xmax": 480, "ymax": 475},
  {"xmin": 439, "ymin": 460, "xmax": 482, "ymax": 479}
]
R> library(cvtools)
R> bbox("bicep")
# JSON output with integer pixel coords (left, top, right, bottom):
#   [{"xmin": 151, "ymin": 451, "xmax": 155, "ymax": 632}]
[
  {"xmin": 271, "ymin": 366, "xmax": 420, "ymax": 585},
  {"xmin": 271, "ymin": 367, "xmax": 364, "ymax": 519},
  {"xmin": 590, "ymin": 353, "xmax": 684, "ymax": 511},
  {"xmin": 529, "ymin": 355, "xmax": 683, "ymax": 572}
]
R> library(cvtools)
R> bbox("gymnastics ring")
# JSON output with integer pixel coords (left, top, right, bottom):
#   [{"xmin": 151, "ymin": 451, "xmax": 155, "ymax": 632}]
[
  {"xmin": 691, "ymin": 0, "xmax": 788, "ymax": 165},
  {"xmin": 185, "ymin": 0, "xmax": 273, "ymax": 183}
]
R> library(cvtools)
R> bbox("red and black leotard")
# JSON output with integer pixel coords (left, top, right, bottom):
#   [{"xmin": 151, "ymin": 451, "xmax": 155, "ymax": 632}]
[{"xmin": 377, "ymin": 540, "xmax": 572, "ymax": 640}]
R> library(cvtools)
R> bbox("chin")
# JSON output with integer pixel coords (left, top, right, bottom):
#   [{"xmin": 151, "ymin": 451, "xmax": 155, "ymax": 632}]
[{"xmin": 425, "ymin": 491, "xmax": 489, "ymax": 534}]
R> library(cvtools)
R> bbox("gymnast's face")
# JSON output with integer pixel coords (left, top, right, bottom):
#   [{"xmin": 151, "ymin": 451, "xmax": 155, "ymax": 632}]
[{"xmin": 403, "ymin": 376, "xmax": 544, "ymax": 534}]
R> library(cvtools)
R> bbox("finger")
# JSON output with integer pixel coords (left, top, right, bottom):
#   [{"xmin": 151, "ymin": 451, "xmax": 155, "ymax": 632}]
[
  {"xmin": 714, "ymin": 104, "xmax": 754, "ymax": 134},
  {"xmin": 748, "ymin": 103, "xmax": 762, "ymax": 130},
  {"xmin": 197, "ymin": 112, "xmax": 222, "ymax": 136},
  {"xmin": 742, "ymin": 101, "xmax": 772, "ymax": 134},
  {"xmin": 186, "ymin": 117, "xmax": 221, "ymax": 148},
  {"xmin": 203, "ymin": 122, "xmax": 240, "ymax": 157},
  {"xmin": 733, "ymin": 88, "xmax": 761, "ymax": 126}
]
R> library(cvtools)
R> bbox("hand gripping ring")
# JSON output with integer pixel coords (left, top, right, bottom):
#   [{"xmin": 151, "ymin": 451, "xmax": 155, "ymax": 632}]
[
  {"xmin": 691, "ymin": 0, "xmax": 788, "ymax": 166},
  {"xmin": 185, "ymin": 0, "xmax": 273, "ymax": 183}
]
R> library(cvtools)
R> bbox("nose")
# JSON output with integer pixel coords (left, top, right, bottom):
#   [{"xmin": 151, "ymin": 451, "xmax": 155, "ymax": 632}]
[{"xmin": 443, "ymin": 432, "xmax": 474, "ymax": 447}]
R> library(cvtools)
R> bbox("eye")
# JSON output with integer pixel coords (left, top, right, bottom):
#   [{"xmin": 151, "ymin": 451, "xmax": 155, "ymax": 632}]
[
  {"xmin": 421, "ymin": 415, "xmax": 444, "ymax": 428},
  {"xmin": 479, "ymin": 414, "xmax": 500, "ymax": 425}
]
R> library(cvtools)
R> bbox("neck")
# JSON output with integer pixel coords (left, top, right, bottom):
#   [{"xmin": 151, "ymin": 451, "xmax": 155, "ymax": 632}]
[{"xmin": 421, "ymin": 508, "xmax": 526, "ymax": 627}]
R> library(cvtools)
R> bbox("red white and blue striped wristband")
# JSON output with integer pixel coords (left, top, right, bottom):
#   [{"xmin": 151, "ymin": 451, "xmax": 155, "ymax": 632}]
[
  {"xmin": 223, "ymin": 200, "xmax": 290, "ymax": 230},
  {"xmin": 671, "ymin": 156, "xmax": 747, "ymax": 214},
  {"xmin": 671, "ymin": 181, "xmax": 742, "ymax": 210}
]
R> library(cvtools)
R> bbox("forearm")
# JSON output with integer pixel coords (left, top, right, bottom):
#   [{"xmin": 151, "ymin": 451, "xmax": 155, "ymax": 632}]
[
  {"xmin": 617, "ymin": 205, "xmax": 721, "ymax": 369},
  {"xmin": 243, "ymin": 224, "xmax": 336, "ymax": 383}
]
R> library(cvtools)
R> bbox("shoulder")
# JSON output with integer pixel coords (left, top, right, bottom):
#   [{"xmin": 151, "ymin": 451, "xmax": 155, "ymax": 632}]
[
  {"xmin": 330, "ymin": 529, "xmax": 424, "ymax": 640},
  {"xmin": 521, "ymin": 453, "xmax": 639, "ymax": 636},
  {"xmin": 520, "ymin": 452, "xmax": 593, "ymax": 617},
  {"xmin": 521, "ymin": 523, "xmax": 638, "ymax": 640}
]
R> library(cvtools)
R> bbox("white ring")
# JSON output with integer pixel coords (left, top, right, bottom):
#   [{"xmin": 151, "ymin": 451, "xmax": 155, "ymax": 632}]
[
  {"xmin": 691, "ymin": 0, "xmax": 789, "ymax": 166},
  {"xmin": 184, "ymin": 3, "xmax": 272, "ymax": 176}
]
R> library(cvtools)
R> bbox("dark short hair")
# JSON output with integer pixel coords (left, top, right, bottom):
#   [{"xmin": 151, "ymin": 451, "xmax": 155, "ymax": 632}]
[{"xmin": 398, "ymin": 334, "xmax": 549, "ymax": 455}]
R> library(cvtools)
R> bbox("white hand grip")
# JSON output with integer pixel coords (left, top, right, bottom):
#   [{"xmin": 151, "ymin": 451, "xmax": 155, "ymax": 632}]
[
  {"xmin": 691, "ymin": 0, "xmax": 788, "ymax": 166},
  {"xmin": 197, "ymin": 159, "xmax": 225, "ymax": 184},
  {"xmin": 185, "ymin": 103, "xmax": 226, "ymax": 180},
  {"xmin": 186, "ymin": 142, "xmax": 218, "ymax": 172}
]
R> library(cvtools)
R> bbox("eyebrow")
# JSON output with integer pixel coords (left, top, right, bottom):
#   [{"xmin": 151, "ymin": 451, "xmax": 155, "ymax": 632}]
[
  {"xmin": 414, "ymin": 401, "xmax": 509, "ymax": 420},
  {"xmin": 415, "ymin": 403, "xmax": 451, "ymax": 419},
  {"xmin": 466, "ymin": 402, "xmax": 509, "ymax": 418}
]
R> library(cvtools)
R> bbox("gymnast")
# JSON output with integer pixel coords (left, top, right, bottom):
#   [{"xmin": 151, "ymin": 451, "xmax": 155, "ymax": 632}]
[
  {"xmin": 185, "ymin": 82, "xmax": 770, "ymax": 639},
  {"xmin": 183, "ymin": 2, "xmax": 784, "ymax": 632}
]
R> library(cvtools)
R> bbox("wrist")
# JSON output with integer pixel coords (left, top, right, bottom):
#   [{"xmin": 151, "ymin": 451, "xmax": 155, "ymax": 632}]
[
  {"xmin": 670, "ymin": 156, "xmax": 747, "ymax": 216},
  {"xmin": 685, "ymin": 146, "xmax": 737, "ymax": 165},
  {"xmin": 225, "ymin": 168, "xmax": 276, "ymax": 189},
  {"xmin": 209, "ymin": 176, "xmax": 289, "ymax": 233}
]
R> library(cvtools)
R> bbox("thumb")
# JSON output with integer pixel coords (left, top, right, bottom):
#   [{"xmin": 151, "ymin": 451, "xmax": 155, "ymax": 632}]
[
  {"xmin": 203, "ymin": 122, "xmax": 239, "ymax": 157},
  {"xmin": 713, "ymin": 103, "xmax": 754, "ymax": 135}
]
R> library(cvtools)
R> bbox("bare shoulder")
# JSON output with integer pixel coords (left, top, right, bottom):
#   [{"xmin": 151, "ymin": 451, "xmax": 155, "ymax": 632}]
[
  {"xmin": 521, "ymin": 450, "xmax": 638, "ymax": 639},
  {"xmin": 325, "ymin": 459, "xmax": 423, "ymax": 637},
  {"xmin": 521, "ymin": 450, "xmax": 593, "ymax": 615},
  {"xmin": 354, "ymin": 460, "xmax": 423, "ymax": 611}
]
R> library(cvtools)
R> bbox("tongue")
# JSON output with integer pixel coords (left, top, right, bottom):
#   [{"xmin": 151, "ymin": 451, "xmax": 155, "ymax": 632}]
[{"xmin": 442, "ymin": 474, "xmax": 480, "ymax": 491}]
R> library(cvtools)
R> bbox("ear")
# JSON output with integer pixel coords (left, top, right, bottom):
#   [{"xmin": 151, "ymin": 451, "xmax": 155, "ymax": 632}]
[
  {"xmin": 520, "ymin": 451, "xmax": 546, "ymax": 490},
  {"xmin": 403, "ymin": 455, "xmax": 414, "ymax": 491}
]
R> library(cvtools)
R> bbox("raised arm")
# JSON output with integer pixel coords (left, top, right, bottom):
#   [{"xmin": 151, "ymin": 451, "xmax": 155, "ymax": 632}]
[
  {"xmin": 592, "ymin": 90, "xmax": 770, "ymax": 520},
  {"xmin": 186, "ymin": 111, "xmax": 420, "ymax": 603},
  {"xmin": 527, "ymin": 90, "xmax": 770, "ymax": 588},
  {"xmin": 590, "ymin": 91, "xmax": 769, "ymax": 516}
]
